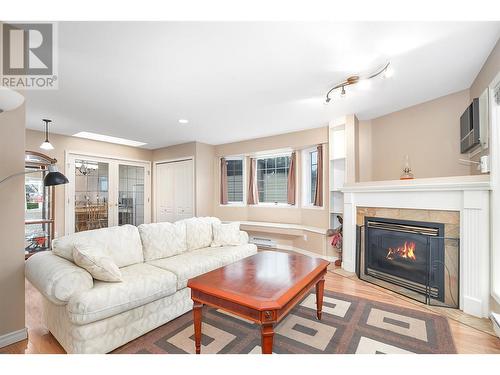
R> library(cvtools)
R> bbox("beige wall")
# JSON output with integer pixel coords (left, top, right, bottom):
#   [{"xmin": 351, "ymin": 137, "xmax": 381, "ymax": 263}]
[
  {"xmin": 213, "ymin": 127, "xmax": 330, "ymax": 231},
  {"xmin": 195, "ymin": 143, "xmax": 215, "ymax": 217},
  {"xmin": 152, "ymin": 142, "xmax": 196, "ymax": 162},
  {"xmin": 359, "ymin": 89, "xmax": 472, "ymax": 181},
  {"xmin": 25, "ymin": 130, "xmax": 153, "ymax": 237},
  {"xmin": 0, "ymin": 104, "xmax": 26, "ymax": 338},
  {"xmin": 357, "ymin": 39, "xmax": 499, "ymax": 181},
  {"xmin": 358, "ymin": 120, "xmax": 373, "ymax": 182}
]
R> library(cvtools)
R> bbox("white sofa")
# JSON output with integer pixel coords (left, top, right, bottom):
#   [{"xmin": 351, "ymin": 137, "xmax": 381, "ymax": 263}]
[{"xmin": 25, "ymin": 217, "xmax": 257, "ymax": 354}]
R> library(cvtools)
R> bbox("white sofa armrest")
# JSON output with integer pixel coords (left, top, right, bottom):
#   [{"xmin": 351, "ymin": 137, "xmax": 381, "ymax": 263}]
[
  {"xmin": 239, "ymin": 230, "xmax": 250, "ymax": 245},
  {"xmin": 26, "ymin": 251, "xmax": 93, "ymax": 305}
]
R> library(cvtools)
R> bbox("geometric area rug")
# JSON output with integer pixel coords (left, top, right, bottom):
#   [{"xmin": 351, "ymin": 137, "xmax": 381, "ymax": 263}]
[{"xmin": 112, "ymin": 290, "xmax": 457, "ymax": 354}]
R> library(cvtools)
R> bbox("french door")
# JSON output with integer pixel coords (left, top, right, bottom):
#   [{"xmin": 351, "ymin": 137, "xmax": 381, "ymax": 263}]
[{"xmin": 65, "ymin": 153, "xmax": 151, "ymax": 234}]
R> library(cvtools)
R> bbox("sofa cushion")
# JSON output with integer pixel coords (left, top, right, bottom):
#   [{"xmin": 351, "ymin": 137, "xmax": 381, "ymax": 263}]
[
  {"xmin": 211, "ymin": 222, "xmax": 241, "ymax": 247},
  {"xmin": 138, "ymin": 221, "xmax": 187, "ymax": 261},
  {"xmin": 66, "ymin": 263, "xmax": 177, "ymax": 325},
  {"xmin": 73, "ymin": 244, "xmax": 122, "ymax": 282},
  {"xmin": 52, "ymin": 225, "xmax": 144, "ymax": 268},
  {"xmin": 197, "ymin": 243, "xmax": 258, "ymax": 265},
  {"xmin": 147, "ymin": 243, "xmax": 258, "ymax": 289},
  {"xmin": 182, "ymin": 217, "xmax": 221, "ymax": 251}
]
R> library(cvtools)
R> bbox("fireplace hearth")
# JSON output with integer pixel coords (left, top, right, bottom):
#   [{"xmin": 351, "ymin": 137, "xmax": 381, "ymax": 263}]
[{"xmin": 357, "ymin": 216, "xmax": 458, "ymax": 308}]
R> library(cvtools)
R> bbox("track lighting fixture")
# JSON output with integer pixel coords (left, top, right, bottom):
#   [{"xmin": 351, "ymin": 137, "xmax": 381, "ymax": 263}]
[{"xmin": 325, "ymin": 62, "xmax": 392, "ymax": 103}]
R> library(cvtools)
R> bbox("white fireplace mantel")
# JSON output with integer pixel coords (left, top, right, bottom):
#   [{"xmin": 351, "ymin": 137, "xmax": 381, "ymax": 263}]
[{"xmin": 341, "ymin": 175, "xmax": 491, "ymax": 318}]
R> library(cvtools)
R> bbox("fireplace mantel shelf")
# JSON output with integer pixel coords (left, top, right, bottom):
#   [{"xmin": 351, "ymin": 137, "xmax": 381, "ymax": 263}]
[{"xmin": 342, "ymin": 175, "xmax": 491, "ymax": 193}]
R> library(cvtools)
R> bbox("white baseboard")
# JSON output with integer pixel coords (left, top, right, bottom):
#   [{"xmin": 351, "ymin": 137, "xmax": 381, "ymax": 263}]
[
  {"xmin": 491, "ymin": 313, "xmax": 500, "ymax": 339},
  {"xmin": 0, "ymin": 328, "xmax": 27, "ymax": 349},
  {"xmin": 274, "ymin": 244, "xmax": 338, "ymax": 262}
]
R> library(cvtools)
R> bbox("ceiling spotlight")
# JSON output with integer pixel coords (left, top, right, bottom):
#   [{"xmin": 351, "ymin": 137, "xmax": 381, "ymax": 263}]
[
  {"xmin": 178, "ymin": 119, "xmax": 189, "ymax": 124},
  {"xmin": 340, "ymin": 86, "xmax": 346, "ymax": 98},
  {"xmin": 40, "ymin": 119, "xmax": 54, "ymax": 151},
  {"xmin": 384, "ymin": 65, "xmax": 394, "ymax": 78},
  {"xmin": 325, "ymin": 61, "xmax": 391, "ymax": 103},
  {"xmin": 357, "ymin": 79, "xmax": 372, "ymax": 90}
]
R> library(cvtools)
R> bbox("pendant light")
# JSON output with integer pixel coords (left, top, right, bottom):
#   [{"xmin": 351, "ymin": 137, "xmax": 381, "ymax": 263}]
[{"xmin": 40, "ymin": 119, "xmax": 55, "ymax": 151}]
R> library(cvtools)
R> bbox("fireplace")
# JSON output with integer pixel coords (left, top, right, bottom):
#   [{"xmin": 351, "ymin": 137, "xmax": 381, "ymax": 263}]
[{"xmin": 357, "ymin": 216, "xmax": 457, "ymax": 307}]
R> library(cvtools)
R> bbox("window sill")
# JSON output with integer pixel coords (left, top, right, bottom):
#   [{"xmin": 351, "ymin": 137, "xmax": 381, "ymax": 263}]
[
  {"xmin": 219, "ymin": 202, "xmax": 246, "ymax": 207},
  {"xmin": 301, "ymin": 204, "xmax": 325, "ymax": 210},
  {"xmin": 252, "ymin": 203, "xmax": 298, "ymax": 209}
]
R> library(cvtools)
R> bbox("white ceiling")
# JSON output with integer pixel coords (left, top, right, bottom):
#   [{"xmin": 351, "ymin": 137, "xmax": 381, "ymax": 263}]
[{"xmin": 23, "ymin": 22, "xmax": 500, "ymax": 149}]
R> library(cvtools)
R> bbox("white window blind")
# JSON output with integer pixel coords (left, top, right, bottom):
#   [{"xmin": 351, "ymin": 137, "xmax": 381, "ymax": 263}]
[
  {"xmin": 226, "ymin": 159, "xmax": 243, "ymax": 203},
  {"xmin": 256, "ymin": 155, "xmax": 290, "ymax": 203}
]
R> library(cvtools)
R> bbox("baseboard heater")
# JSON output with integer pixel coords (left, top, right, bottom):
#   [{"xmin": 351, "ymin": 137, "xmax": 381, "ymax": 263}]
[{"xmin": 249, "ymin": 236, "xmax": 277, "ymax": 249}]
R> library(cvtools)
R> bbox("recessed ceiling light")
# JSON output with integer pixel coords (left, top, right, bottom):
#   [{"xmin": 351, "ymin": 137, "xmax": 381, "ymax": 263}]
[
  {"xmin": 72, "ymin": 132, "xmax": 147, "ymax": 147},
  {"xmin": 178, "ymin": 119, "xmax": 189, "ymax": 124}
]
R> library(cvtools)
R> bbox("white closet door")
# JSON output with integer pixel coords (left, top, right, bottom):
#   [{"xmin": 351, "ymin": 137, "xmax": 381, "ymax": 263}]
[
  {"xmin": 156, "ymin": 159, "xmax": 194, "ymax": 222},
  {"xmin": 175, "ymin": 159, "xmax": 194, "ymax": 220}
]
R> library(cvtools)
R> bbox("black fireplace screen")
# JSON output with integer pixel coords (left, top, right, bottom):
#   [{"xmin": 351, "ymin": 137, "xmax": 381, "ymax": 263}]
[{"xmin": 357, "ymin": 217, "xmax": 459, "ymax": 308}]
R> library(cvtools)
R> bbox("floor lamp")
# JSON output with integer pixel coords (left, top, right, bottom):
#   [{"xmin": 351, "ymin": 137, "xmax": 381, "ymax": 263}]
[{"xmin": 0, "ymin": 164, "xmax": 69, "ymax": 187}]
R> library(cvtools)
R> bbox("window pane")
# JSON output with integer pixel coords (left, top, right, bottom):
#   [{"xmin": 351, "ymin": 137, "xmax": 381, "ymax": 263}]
[
  {"xmin": 311, "ymin": 165, "xmax": 317, "ymax": 204},
  {"xmin": 226, "ymin": 159, "xmax": 243, "ymax": 203},
  {"xmin": 256, "ymin": 156, "xmax": 290, "ymax": 203},
  {"xmin": 311, "ymin": 150, "xmax": 317, "ymax": 165},
  {"xmin": 118, "ymin": 165, "xmax": 145, "ymax": 226},
  {"xmin": 276, "ymin": 156, "xmax": 286, "ymax": 168}
]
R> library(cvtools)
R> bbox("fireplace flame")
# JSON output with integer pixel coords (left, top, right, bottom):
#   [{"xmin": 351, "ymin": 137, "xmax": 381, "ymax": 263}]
[{"xmin": 386, "ymin": 241, "xmax": 416, "ymax": 261}]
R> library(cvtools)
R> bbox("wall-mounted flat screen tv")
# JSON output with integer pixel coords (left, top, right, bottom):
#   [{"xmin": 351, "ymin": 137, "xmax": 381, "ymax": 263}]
[{"xmin": 460, "ymin": 98, "xmax": 480, "ymax": 153}]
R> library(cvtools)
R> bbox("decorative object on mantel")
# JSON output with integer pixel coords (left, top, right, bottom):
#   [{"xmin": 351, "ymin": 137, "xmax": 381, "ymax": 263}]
[
  {"xmin": 324, "ymin": 61, "xmax": 393, "ymax": 103},
  {"xmin": 400, "ymin": 154, "xmax": 414, "ymax": 180},
  {"xmin": 327, "ymin": 215, "xmax": 343, "ymax": 267}
]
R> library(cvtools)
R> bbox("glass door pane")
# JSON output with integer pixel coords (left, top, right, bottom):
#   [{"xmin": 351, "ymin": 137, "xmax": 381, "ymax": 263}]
[
  {"xmin": 118, "ymin": 164, "xmax": 145, "ymax": 226},
  {"xmin": 74, "ymin": 159, "xmax": 109, "ymax": 232}
]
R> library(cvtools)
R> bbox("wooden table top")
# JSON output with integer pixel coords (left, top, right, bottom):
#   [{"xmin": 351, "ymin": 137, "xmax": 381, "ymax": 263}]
[{"xmin": 187, "ymin": 251, "xmax": 330, "ymax": 311}]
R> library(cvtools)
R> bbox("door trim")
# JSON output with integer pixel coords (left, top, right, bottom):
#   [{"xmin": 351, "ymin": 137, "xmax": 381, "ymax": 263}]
[
  {"xmin": 153, "ymin": 156, "xmax": 195, "ymax": 223},
  {"xmin": 64, "ymin": 151, "xmax": 151, "ymax": 235}
]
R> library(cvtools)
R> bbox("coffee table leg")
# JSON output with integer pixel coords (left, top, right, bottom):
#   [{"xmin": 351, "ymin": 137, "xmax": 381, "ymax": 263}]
[
  {"xmin": 193, "ymin": 302, "xmax": 203, "ymax": 354},
  {"xmin": 261, "ymin": 324, "xmax": 274, "ymax": 354},
  {"xmin": 315, "ymin": 278, "xmax": 325, "ymax": 320}
]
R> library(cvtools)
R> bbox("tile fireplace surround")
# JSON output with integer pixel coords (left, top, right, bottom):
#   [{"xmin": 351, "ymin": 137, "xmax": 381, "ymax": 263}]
[{"xmin": 341, "ymin": 175, "xmax": 491, "ymax": 318}]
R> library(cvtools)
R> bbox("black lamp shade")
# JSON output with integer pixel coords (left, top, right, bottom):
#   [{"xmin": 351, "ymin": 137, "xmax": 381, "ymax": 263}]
[{"xmin": 44, "ymin": 165, "xmax": 69, "ymax": 186}]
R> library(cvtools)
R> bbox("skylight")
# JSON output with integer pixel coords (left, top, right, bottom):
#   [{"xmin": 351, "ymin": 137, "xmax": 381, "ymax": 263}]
[{"xmin": 72, "ymin": 132, "xmax": 147, "ymax": 147}]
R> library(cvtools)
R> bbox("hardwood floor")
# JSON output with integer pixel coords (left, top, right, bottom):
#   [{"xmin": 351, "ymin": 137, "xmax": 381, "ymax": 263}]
[{"xmin": 2, "ymin": 266, "xmax": 500, "ymax": 354}]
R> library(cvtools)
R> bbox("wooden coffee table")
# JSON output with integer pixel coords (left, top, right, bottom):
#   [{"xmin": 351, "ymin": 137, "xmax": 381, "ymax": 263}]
[{"xmin": 187, "ymin": 251, "xmax": 330, "ymax": 354}]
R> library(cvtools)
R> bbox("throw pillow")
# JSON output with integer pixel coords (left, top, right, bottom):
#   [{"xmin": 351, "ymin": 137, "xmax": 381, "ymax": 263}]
[
  {"xmin": 185, "ymin": 217, "xmax": 220, "ymax": 250},
  {"xmin": 211, "ymin": 222, "xmax": 241, "ymax": 247},
  {"xmin": 73, "ymin": 243, "xmax": 122, "ymax": 282}
]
